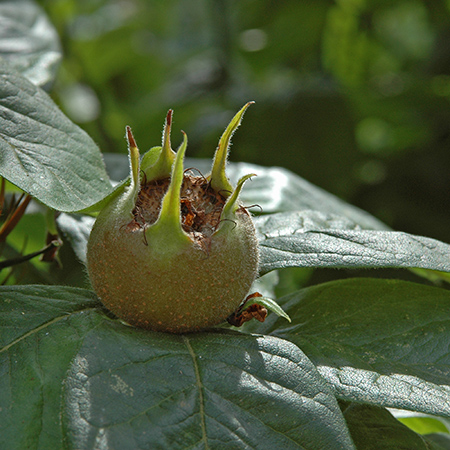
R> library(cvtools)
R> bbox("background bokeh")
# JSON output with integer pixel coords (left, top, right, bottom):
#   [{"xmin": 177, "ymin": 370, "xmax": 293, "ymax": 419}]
[{"xmin": 38, "ymin": 0, "xmax": 450, "ymax": 255}]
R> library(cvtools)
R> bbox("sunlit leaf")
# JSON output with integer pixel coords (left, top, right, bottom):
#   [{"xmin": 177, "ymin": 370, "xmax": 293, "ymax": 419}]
[
  {"xmin": 0, "ymin": 65, "xmax": 114, "ymax": 212},
  {"xmin": 255, "ymin": 211, "xmax": 450, "ymax": 274},
  {"xmin": 251, "ymin": 278, "xmax": 450, "ymax": 417},
  {"xmin": 0, "ymin": 0, "xmax": 61, "ymax": 89}
]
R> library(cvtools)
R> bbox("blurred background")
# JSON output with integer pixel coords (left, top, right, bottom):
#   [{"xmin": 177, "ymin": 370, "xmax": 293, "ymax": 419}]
[{"xmin": 32, "ymin": 0, "xmax": 450, "ymax": 285}]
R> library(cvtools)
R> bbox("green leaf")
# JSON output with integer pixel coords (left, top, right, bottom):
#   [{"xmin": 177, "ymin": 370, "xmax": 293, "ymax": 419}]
[
  {"xmin": 0, "ymin": 0, "xmax": 61, "ymax": 89},
  {"xmin": 0, "ymin": 285, "xmax": 355, "ymax": 450},
  {"xmin": 57, "ymin": 213, "xmax": 95, "ymax": 263},
  {"xmin": 255, "ymin": 211, "xmax": 450, "ymax": 274},
  {"xmin": 253, "ymin": 297, "xmax": 291, "ymax": 322},
  {"xmin": 0, "ymin": 286, "xmax": 101, "ymax": 450},
  {"xmin": 341, "ymin": 402, "xmax": 447, "ymax": 450},
  {"xmin": 252, "ymin": 278, "xmax": 450, "ymax": 417},
  {"xmin": 0, "ymin": 64, "xmax": 114, "ymax": 212},
  {"xmin": 425, "ymin": 433, "xmax": 450, "ymax": 449},
  {"xmin": 397, "ymin": 415, "xmax": 450, "ymax": 435}
]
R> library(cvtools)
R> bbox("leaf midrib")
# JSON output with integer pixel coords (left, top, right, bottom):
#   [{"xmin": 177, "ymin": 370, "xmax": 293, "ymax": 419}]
[
  {"xmin": 183, "ymin": 335, "xmax": 209, "ymax": 450},
  {"xmin": 0, "ymin": 307, "xmax": 98, "ymax": 354}
]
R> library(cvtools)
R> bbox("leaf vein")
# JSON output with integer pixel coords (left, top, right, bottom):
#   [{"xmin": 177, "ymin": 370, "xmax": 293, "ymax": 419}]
[
  {"xmin": 183, "ymin": 336, "xmax": 209, "ymax": 450},
  {"xmin": 203, "ymin": 387, "xmax": 304, "ymax": 447},
  {"xmin": 0, "ymin": 307, "xmax": 98, "ymax": 354}
]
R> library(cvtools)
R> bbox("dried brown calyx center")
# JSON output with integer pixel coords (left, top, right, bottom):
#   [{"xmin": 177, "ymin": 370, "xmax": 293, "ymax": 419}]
[{"xmin": 131, "ymin": 173, "xmax": 227, "ymax": 246}]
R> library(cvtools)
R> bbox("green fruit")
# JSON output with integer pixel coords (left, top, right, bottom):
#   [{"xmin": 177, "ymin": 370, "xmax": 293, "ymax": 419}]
[{"xmin": 86, "ymin": 103, "xmax": 259, "ymax": 333}]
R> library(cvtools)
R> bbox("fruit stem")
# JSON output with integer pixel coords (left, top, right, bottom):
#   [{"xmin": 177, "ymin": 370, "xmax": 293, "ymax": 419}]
[{"xmin": 209, "ymin": 102, "xmax": 254, "ymax": 196}]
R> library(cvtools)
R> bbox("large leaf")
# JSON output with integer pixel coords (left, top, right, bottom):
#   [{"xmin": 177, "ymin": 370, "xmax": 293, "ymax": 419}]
[
  {"xmin": 0, "ymin": 285, "xmax": 355, "ymax": 450},
  {"xmin": 255, "ymin": 211, "xmax": 450, "ymax": 274},
  {"xmin": 341, "ymin": 402, "xmax": 447, "ymax": 450},
  {"xmin": 0, "ymin": 64, "xmax": 114, "ymax": 212},
  {"xmin": 247, "ymin": 278, "xmax": 450, "ymax": 417},
  {"xmin": 0, "ymin": 0, "xmax": 61, "ymax": 89}
]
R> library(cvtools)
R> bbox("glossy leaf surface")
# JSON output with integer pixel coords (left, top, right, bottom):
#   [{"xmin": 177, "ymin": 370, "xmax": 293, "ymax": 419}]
[
  {"xmin": 247, "ymin": 278, "xmax": 450, "ymax": 417},
  {"xmin": 255, "ymin": 211, "xmax": 450, "ymax": 274},
  {"xmin": 0, "ymin": 65, "xmax": 114, "ymax": 211},
  {"xmin": 0, "ymin": 0, "xmax": 61, "ymax": 89}
]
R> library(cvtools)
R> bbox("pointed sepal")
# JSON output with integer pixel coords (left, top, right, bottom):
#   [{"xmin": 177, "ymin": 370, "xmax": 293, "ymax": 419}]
[
  {"xmin": 114, "ymin": 126, "xmax": 142, "ymax": 216},
  {"xmin": 209, "ymin": 102, "xmax": 254, "ymax": 195},
  {"xmin": 216, "ymin": 173, "xmax": 256, "ymax": 234},
  {"xmin": 147, "ymin": 131, "xmax": 191, "ymax": 252},
  {"xmin": 141, "ymin": 110, "xmax": 176, "ymax": 182},
  {"xmin": 126, "ymin": 126, "xmax": 140, "ymax": 189}
]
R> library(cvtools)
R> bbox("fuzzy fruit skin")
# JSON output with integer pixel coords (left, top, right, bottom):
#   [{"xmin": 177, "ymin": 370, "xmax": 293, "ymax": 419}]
[{"xmin": 86, "ymin": 194, "xmax": 259, "ymax": 333}]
